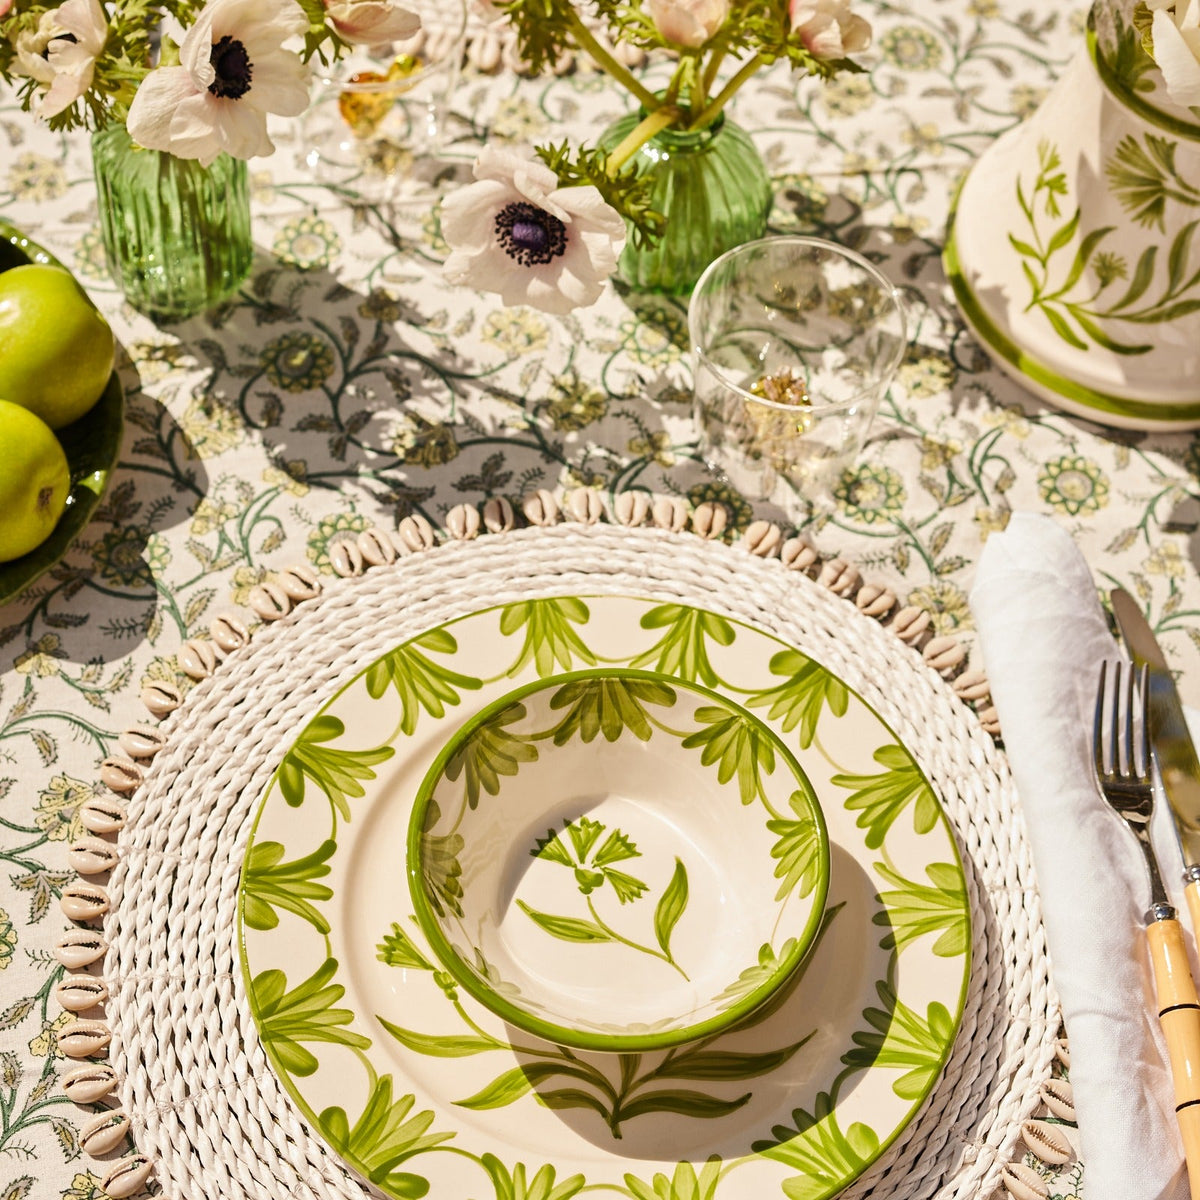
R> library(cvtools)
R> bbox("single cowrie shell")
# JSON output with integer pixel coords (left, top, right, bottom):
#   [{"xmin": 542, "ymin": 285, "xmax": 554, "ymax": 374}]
[
  {"xmin": 855, "ymin": 582, "xmax": 896, "ymax": 619},
  {"xmin": 977, "ymin": 704, "xmax": 1001, "ymax": 737},
  {"xmin": 99, "ymin": 757, "xmax": 143, "ymax": 795},
  {"xmin": 248, "ymin": 581, "xmax": 291, "ymax": 622},
  {"xmin": 483, "ymin": 496, "xmax": 515, "ymax": 534},
  {"xmin": 277, "ymin": 563, "xmax": 321, "ymax": 602},
  {"xmin": 58, "ymin": 1020, "xmax": 111, "ymax": 1058},
  {"xmin": 1000, "ymin": 1161, "xmax": 1049, "ymax": 1200},
  {"xmin": 780, "ymin": 536, "xmax": 819, "ymax": 574},
  {"xmin": 68, "ymin": 838, "xmax": 119, "ymax": 876},
  {"xmin": 1020, "ymin": 1118, "xmax": 1073, "ymax": 1165},
  {"xmin": 140, "ymin": 680, "xmax": 181, "ymax": 718},
  {"xmin": 1054, "ymin": 1036, "xmax": 1070, "ymax": 1069},
  {"xmin": 888, "ymin": 606, "xmax": 931, "ymax": 645},
  {"xmin": 522, "ymin": 489, "xmax": 559, "ymax": 527},
  {"xmin": 56, "ymin": 975, "xmax": 109, "ymax": 1013},
  {"xmin": 329, "ymin": 538, "xmax": 364, "ymax": 578},
  {"xmin": 953, "ymin": 667, "xmax": 991, "ymax": 703},
  {"xmin": 102, "ymin": 1155, "xmax": 154, "ymax": 1200},
  {"xmin": 566, "ymin": 487, "xmax": 603, "ymax": 525},
  {"xmin": 210, "ymin": 613, "xmax": 250, "ymax": 655},
  {"xmin": 1040, "ymin": 1077, "xmax": 1075, "ymax": 1122},
  {"xmin": 818, "ymin": 558, "xmax": 861, "ymax": 597},
  {"xmin": 118, "ymin": 725, "xmax": 166, "ymax": 760},
  {"xmin": 614, "ymin": 491, "xmax": 650, "ymax": 527},
  {"xmin": 80, "ymin": 797, "xmax": 126, "ymax": 836},
  {"xmin": 358, "ymin": 526, "xmax": 398, "ymax": 565},
  {"xmin": 691, "ymin": 500, "xmax": 727, "ymax": 540},
  {"xmin": 468, "ymin": 27, "xmax": 501, "ymax": 72},
  {"xmin": 62, "ymin": 1062, "xmax": 117, "ymax": 1104},
  {"xmin": 55, "ymin": 929, "xmax": 109, "ymax": 970},
  {"xmin": 923, "ymin": 635, "xmax": 967, "ymax": 674},
  {"xmin": 742, "ymin": 520, "xmax": 782, "ymax": 558},
  {"xmin": 61, "ymin": 883, "xmax": 110, "ymax": 922},
  {"xmin": 398, "ymin": 513, "xmax": 435, "ymax": 552},
  {"xmin": 652, "ymin": 496, "xmax": 688, "ymax": 533},
  {"xmin": 80, "ymin": 1108, "xmax": 130, "ymax": 1156},
  {"xmin": 446, "ymin": 504, "xmax": 481, "ymax": 541},
  {"xmin": 177, "ymin": 638, "xmax": 217, "ymax": 681}
]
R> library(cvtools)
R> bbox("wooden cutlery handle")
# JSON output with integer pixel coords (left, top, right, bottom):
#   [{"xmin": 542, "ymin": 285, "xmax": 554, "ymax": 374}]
[
  {"xmin": 1148, "ymin": 916, "xmax": 1200, "ymax": 1200},
  {"xmin": 1186, "ymin": 879, "xmax": 1200, "ymax": 952}
]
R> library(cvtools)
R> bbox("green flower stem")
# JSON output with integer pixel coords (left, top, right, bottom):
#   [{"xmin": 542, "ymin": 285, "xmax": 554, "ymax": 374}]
[
  {"xmin": 565, "ymin": 9, "xmax": 660, "ymax": 111},
  {"xmin": 584, "ymin": 895, "xmax": 690, "ymax": 980},
  {"xmin": 604, "ymin": 106, "xmax": 681, "ymax": 174},
  {"xmin": 689, "ymin": 52, "xmax": 765, "ymax": 130},
  {"xmin": 701, "ymin": 47, "xmax": 727, "ymax": 103}
]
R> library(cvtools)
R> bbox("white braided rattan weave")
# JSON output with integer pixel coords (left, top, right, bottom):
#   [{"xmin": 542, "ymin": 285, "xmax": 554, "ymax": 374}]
[{"xmin": 102, "ymin": 523, "xmax": 1057, "ymax": 1200}]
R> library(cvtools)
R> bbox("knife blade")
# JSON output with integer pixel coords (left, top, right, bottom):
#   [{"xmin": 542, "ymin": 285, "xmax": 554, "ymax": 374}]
[{"xmin": 1111, "ymin": 587, "xmax": 1200, "ymax": 936}]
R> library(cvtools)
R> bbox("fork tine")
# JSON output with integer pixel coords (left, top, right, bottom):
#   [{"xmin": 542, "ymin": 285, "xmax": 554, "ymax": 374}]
[
  {"xmin": 1136, "ymin": 662, "xmax": 1150, "ymax": 780},
  {"xmin": 1094, "ymin": 660, "xmax": 1108, "ymax": 778},
  {"xmin": 1123, "ymin": 658, "xmax": 1135, "ymax": 779}
]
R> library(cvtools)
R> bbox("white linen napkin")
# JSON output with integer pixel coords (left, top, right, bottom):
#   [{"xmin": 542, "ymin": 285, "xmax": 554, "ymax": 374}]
[{"xmin": 970, "ymin": 511, "xmax": 1189, "ymax": 1200}]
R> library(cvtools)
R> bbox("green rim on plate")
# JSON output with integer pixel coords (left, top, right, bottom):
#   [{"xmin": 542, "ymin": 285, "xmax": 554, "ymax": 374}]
[
  {"xmin": 239, "ymin": 593, "xmax": 971, "ymax": 1200},
  {"xmin": 0, "ymin": 220, "xmax": 124, "ymax": 605},
  {"xmin": 407, "ymin": 667, "xmax": 831, "ymax": 1054}
]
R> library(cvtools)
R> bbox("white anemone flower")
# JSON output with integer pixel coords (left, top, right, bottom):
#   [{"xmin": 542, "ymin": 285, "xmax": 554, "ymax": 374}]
[
  {"xmin": 790, "ymin": 0, "xmax": 871, "ymax": 59},
  {"xmin": 646, "ymin": 0, "xmax": 730, "ymax": 48},
  {"xmin": 441, "ymin": 147, "xmax": 627, "ymax": 316},
  {"xmin": 1148, "ymin": 0, "xmax": 1200, "ymax": 108},
  {"xmin": 37, "ymin": 0, "xmax": 109, "ymax": 119},
  {"xmin": 322, "ymin": 0, "xmax": 421, "ymax": 46},
  {"xmin": 127, "ymin": 0, "xmax": 310, "ymax": 167}
]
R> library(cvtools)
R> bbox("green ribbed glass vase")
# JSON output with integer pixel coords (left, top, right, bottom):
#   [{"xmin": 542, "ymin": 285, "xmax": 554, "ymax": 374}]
[
  {"xmin": 597, "ymin": 108, "xmax": 773, "ymax": 294},
  {"xmin": 91, "ymin": 124, "xmax": 253, "ymax": 322}
]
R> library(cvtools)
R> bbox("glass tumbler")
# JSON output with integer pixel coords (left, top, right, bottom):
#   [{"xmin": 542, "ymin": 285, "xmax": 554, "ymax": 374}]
[
  {"xmin": 688, "ymin": 235, "xmax": 908, "ymax": 503},
  {"xmin": 300, "ymin": 0, "xmax": 468, "ymax": 205}
]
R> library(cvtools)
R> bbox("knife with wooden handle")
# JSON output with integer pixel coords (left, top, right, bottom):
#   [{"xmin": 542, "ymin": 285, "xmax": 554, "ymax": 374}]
[{"xmin": 1112, "ymin": 588, "xmax": 1200, "ymax": 938}]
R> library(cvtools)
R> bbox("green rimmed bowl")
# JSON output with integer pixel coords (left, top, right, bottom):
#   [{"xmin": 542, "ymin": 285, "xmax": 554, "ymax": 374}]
[
  {"xmin": 0, "ymin": 221, "xmax": 124, "ymax": 605},
  {"xmin": 408, "ymin": 668, "xmax": 830, "ymax": 1053}
]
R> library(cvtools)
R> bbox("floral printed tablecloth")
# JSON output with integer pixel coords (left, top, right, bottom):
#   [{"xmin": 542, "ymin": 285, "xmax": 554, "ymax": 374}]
[{"xmin": 0, "ymin": 2, "xmax": 1192, "ymax": 1196}]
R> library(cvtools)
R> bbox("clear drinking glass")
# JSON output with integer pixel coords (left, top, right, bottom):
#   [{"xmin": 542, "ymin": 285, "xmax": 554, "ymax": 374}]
[
  {"xmin": 300, "ymin": 0, "xmax": 468, "ymax": 205},
  {"xmin": 688, "ymin": 235, "xmax": 908, "ymax": 503}
]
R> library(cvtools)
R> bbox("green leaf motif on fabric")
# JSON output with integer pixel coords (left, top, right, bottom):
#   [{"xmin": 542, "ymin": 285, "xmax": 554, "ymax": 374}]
[
  {"xmin": 241, "ymin": 838, "xmax": 335, "ymax": 934},
  {"xmin": 277, "ymin": 715, "xmax": 395, "ymax": 821},
  {"xmin": 767, "ymin": 791, "xmax": 824, "ymax": 900},
  {"xmin": 499, "ymin": 598, "xmax": 597, "ymax": 678},
  {"xmin": 376, "ymin": 922, "xmax": 435, "ymax": 971},
  {"xmin": 623, "ymin": 1156, "xmax": 722, "ymax": 1200},
  {"xmin": 364, "ymin": 628, "xmax": 483, "ymax": 737},
  {"xmin": 681, "ymin": 705, "xmax": 775, "ymax": 805},
  {"xmin": 445, "ymin": 702, "xmax": 538, "ymax": 810},
  {"xmin": 249, "ymin": 958, "xmax": 372, "ymax": 1077},
  {"xmin": 831, "ymin": 744, "xmax": 939, "ymax": 849},
  {"xmin": 546, "ymin": 674, "xmax": 676, "ymax": 744},
  {"xmin": 318, "ymin": 1074, "xmax": 452, "ymax": 1197},
  {"xmin": 631, "ymin": 604, "xmax": 735, "ymax": 687},
  {"xmin": 873, "ymin": 858, "xmax": 969, "ymax": 958},
  {"xmin": 752, "ymin": 1091, "xmax": 881, "ymax": 1200},
  {"xmin": 744, "ymin": 649, "xmax": 849, "ymax": 749},
  {"xmin": 475, "ymin": 1151, "xmax": 585, "ymax": 1200}
]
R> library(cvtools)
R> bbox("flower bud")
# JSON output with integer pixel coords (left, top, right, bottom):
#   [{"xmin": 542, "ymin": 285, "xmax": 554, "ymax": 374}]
[
  {"xmin": 647, "ymin": 0, "xmax": 730, "ymax": 48},
  {"xmin": 790, "ymin": 0, "xmax": 872, "ymax": 59}
]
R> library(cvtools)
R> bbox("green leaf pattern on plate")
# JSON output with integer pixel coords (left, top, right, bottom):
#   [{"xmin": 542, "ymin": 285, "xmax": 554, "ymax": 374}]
[
  {"xmin": 444, "ymin": 702, "xmax": 538, "ymax": 810},
  {"xmin": 242, "ymin": 596, "xmax": 971, "ymax": 1200},
  {"xmin": 545, "ymin": 674, "xmax": 675, "ymax": 744},
  {"xmin": 680, "ymin": 705, "xmax": 776, "ymax": 805}
]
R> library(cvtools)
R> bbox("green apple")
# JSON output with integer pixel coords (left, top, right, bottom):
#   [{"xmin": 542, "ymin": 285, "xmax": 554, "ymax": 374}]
[
  {"xmin": 0, "ymin": 264, "xmax": 115, "ymax": 431},
  {"xmin": 0, "ymin": 398, "xmax": 71, "ymax": 563}
]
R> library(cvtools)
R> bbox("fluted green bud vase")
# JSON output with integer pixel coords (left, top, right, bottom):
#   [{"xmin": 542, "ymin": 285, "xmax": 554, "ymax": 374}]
[
  {"xmin": 597, "ymin": 109, "xmax": 773, "ymax": 295},
  {"xmin": 91, "ymin": 124, "xmax": 253, "ymax": 322}
]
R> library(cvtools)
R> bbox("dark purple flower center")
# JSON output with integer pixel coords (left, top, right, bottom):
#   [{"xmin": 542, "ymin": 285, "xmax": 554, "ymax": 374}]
[
  {"xmin": 209, "ymin": 35, "xmax": 253, "ymax": 100},
  {"xmin": 495, "ymin": 201, "xmax": 567, "ymax": 267}
]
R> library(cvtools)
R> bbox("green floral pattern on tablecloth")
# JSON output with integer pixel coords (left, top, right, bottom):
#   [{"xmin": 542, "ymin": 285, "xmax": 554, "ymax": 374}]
[{"xmin": 7, "ymin": 0, "xmax": 1200, "ymax": 1192}]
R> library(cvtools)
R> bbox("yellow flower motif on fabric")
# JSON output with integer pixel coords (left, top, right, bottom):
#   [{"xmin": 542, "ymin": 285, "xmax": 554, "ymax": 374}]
[
  {"xmin": 920, "ymin": 436, "xmax": 962, "ymax": 470},
  {"xmin": 231, "ymin": 565, "xmax": 268, "ymax": 607},
  {"xmin": 358, "ymin": 288, "xmax": 404, "ymax": 323},
  {"xmin": 92, "ymin": 527, "xmax": 154, "ymax": 588},
  {"xmin": 261, "ymin": 332, "xmax": 336, "ymax": 393},
  {"xmin": 967, "ymin": 0, "xmax": 999, "ymax": 15},
  {"xmin": 890, "ymin": 212, "xmax": 931, "ymax": 242},
  {"xmin": 1146, "ymin": 542, "xmax": 1188, "ymax": 578},
  {"xmin": 263, "ymin": 460, "xmax": 310, "ymax": 497},
  {"xmin": 821, "ymin": 74, "xmax": 875, "ymax": 117},
  {"xmin": 8, "ymin": 153, "xmax": 67, "ymax": 201},
  {"xmin": 629, "ymin": 431, "xmax": 676, "ymax": 467},
  {"xmin": 773, "ymin": 172, "xmax": 830, "ymax": 232},
  {"xmin": 901, "ymin": 122, "xmax": 945, "ymax": 156},
  {"xmin": 907, "ymin": 581, "xmax": 972, "ymax": 633},
  {"xmin": 974, "ymin": 506, "xmax": 1012, "ymax": 540},
  {"xmin": 190, "ymin": 496, "xmax": 240, "ymax": 536},
  {"xmin": 480, "ymin": 309, "xmax": 550, "ymax": 355},
  {"xmin": 273, "ymin": 214, "xmax": 342, "ymax": 270},
  {"xmin": 15, "ymin": 633, "xmax": 66, "ymax": 677},
  {"xmin": 307, "ymin": 513, "xmax": 372, "ymax": 573},
  {"xmin": 182, "ymin": 395, "xmax": 246, "ymax": 459},
  {"xmin": 982, "ymin": 406, "xmax": 1031, "ymax": 437},
  {"xmin": 73, "ymin": 225, "xmax": 109, "ymax": 280},
  {"xmin": 393, "ymin": 417, "xmax": 460, "ymax": 467},
  {"xmin": 491, "ymin": 97, "xmax": 548, "ymax": 141},
  {"xmin": 898, "ymin": 349, "xmax": 955, "ymax": 397},
  {"xmin": 544, "ymin": 376, "xmax": 608, "ymax": 432},
  {"xmin": 834, "ymin": 464, "xmax": 906, "ymax": 524},
  {"xmin": 879, "ymin": 26, "xmax": 944, "ymax": 71},
  {"xmin": 562, "ymin": 466, "xmax": 608, "ymax": 490},
  {"xmin": 36, "ymin": 775, "xmax": 94, "ymax": 843},
  {"xmin": 0, "ymin": 908, "xmax": 16, "ymax": 969},
  {"xmin": 29, "ymin": 1011, "xmax": 72, "ymax": 1060},
  {"xmin": 1009, "ymin": 84, "xmax": 1047, "ymax": 118},
  {"xmin": 61, "ymin": 1173, "xmax": 107, "ymax": 1200},
  {"xmin": 619, "ymin": 307, "xmax": 687, "ymax": 367},
  {"xmin": 1039, "ymin": 455, "xmax": 1110, "ymax": 516}
]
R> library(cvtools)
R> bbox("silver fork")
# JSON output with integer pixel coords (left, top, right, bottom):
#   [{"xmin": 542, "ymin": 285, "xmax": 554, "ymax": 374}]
[{"xmin": 1094, "ymin": 659, "xmax": 1200, "ymax": 1197}]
